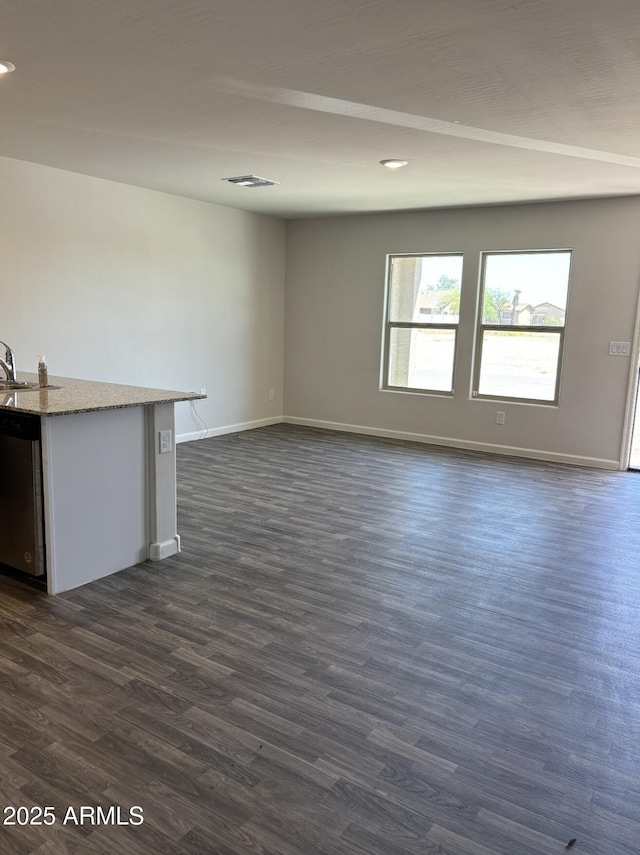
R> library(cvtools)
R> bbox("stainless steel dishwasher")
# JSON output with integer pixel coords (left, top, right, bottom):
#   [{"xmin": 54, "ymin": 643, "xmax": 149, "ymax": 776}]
[{"xmin": 0, "ymin": 410, "xmax": 46, "ymax": 578}]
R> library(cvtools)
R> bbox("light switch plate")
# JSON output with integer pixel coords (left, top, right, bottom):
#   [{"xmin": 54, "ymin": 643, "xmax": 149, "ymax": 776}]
[{"xmin": 609, "ymin": 341, "xmax": 631, "ymax": 356}]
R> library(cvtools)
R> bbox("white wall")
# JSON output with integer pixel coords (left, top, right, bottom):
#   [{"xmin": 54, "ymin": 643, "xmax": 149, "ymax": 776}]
[
  {"xmin": 285, "ymin": 198, "xmax": 640, "ymax": 467},
  {"xmin": 0, "ymin": 156, "xmax": 286, "ymax": 440},
  {"xmin": 3, "ymin": 158, "xmax": 638, "ymax": 467}
]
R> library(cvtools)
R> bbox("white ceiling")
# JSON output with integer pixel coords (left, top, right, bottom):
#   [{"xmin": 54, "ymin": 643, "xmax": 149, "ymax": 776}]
[{"xmin": 2, "ymin": 0, "xmax": 640, "ymax": 218}]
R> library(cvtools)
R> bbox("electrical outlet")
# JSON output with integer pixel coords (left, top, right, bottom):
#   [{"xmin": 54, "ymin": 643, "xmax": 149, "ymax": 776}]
[
  {"xmin": 200, "ymin": 388, "xmax": 207, "ymax": 395},
  {"xmin": 159, "ymin": 429, "xmax": 172, "ymax": 454},
  {"xmin": 495, "ymin": 411, "xmax": 506, "ymax": 425},
  {"xmin": 268, "ymin": 389, "xmax": 275, "ymax": 401}
]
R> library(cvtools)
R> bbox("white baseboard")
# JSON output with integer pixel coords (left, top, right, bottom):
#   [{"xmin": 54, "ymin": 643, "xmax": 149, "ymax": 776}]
[
  {"xmin": 149, "ymin": 535, "xmax": 181, "ymax": 561},
  {"xmin": 283, "ymin": 416, "xmax": 620, "ymax": 470},
  {"xmin": 177, "ymin": 416, "xmax": 284, "ymax": 444}
]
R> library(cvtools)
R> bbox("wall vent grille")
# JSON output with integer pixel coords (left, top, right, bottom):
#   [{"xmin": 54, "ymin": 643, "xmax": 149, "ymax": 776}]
[{"xmin": 223, "ymin": 175, "xmax": 279, "ymax": 188}]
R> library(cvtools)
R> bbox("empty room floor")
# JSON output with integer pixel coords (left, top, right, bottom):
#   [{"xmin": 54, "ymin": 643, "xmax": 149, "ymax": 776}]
[{"xmin": 0, "ymin": 424, "xmax": 639, "ymax": 855}]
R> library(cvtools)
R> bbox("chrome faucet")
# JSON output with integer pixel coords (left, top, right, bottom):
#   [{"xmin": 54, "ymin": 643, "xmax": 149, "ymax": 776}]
[{"xmin": 0, "ymin": 341, "xmax": 17, "ymax": 383}]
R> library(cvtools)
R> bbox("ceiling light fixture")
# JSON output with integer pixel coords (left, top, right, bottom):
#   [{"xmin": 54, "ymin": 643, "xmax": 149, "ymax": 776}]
[
  {"xmin": 0, "ymin": 60, "xmax": 15, "ymax": 74},
  {"xmin": 380, "ymin": 159, "xmax": 408, "ymax": 169}
]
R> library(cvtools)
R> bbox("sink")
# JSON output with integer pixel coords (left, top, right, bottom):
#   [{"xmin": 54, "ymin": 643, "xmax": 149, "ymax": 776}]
[
  {"xmin": 0, "ymin": 381, "xmax": 40, "ymax": 391},
  {"xmin": 0, "ymin": 382, "xmax": 61, "ymax": 392}
]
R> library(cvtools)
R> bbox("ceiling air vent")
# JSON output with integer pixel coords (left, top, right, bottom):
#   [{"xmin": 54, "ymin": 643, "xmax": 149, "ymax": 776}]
[{"xmin": 223, "ymin": 175, "xmax": 279, "ymax": 188}]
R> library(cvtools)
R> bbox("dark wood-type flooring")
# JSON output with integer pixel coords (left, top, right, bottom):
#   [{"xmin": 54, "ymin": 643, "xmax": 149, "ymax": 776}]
[{"xmin": 1, "ymin": 424, "xmax": 640, "ymax": 854}]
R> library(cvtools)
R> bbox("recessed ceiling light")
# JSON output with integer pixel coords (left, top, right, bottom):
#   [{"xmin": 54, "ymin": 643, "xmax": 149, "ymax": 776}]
[
  {"xmin": 223, "ymin": 174, "xmax": 279, "ymax": 188},
  {"xmin": 0, "ymin": 60, "xmax": 15, "ymax": 74},
  {"xmin": 380, "ymin": 159, "xmax": 408, "ymax": 169}
]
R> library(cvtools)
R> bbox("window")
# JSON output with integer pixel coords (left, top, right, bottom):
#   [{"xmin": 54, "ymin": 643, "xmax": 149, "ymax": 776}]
[
  {"xmin": 473, "ymin": 250, "xmax": 572, "ymax": 404},
  {"xmin": 383, "ymin": 254, "xmax": 463, "ymax": 394}
]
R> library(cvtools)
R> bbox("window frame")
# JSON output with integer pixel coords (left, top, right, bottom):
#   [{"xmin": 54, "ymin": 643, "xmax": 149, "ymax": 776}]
[
  {"xmin": 382, "ymin": 252, "xmax": 463, "ymax": 396},
  {"xmin": 472, "ymin": 249, "xmax": 572, "ymax": 406}
]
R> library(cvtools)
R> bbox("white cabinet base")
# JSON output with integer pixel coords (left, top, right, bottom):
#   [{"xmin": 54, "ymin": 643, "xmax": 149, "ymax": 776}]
[{"xmin": 41, "ymin": 403, "xmax": 180, "ymax": 594}]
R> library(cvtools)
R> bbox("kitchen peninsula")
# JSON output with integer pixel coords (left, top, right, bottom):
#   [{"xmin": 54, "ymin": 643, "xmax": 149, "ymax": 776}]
[{"xmin": 0, "ymin": 373, "xmax": 205, "ymax": 594}]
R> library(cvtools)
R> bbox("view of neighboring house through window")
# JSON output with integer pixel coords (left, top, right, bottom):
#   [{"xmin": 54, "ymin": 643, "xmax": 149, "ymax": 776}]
[
  {"xmin": 473, "ymin": 250, "xmax": 572, "ymax": 403},
  {"xmin": 383, "ymin": 254, "xmax": 463, "ymax": 393}
]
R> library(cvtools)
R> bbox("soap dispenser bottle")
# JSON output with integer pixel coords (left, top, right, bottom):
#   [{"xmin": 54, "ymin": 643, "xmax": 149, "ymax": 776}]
[{"xmin": 37, "ymin": 355, "xmax": 48, "ymax": 388}]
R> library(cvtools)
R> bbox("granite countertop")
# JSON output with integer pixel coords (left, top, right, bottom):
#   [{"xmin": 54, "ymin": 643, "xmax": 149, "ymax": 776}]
[{"xmin": 0, "ymin": 373, "xmax": 206, "ymax": 416}]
